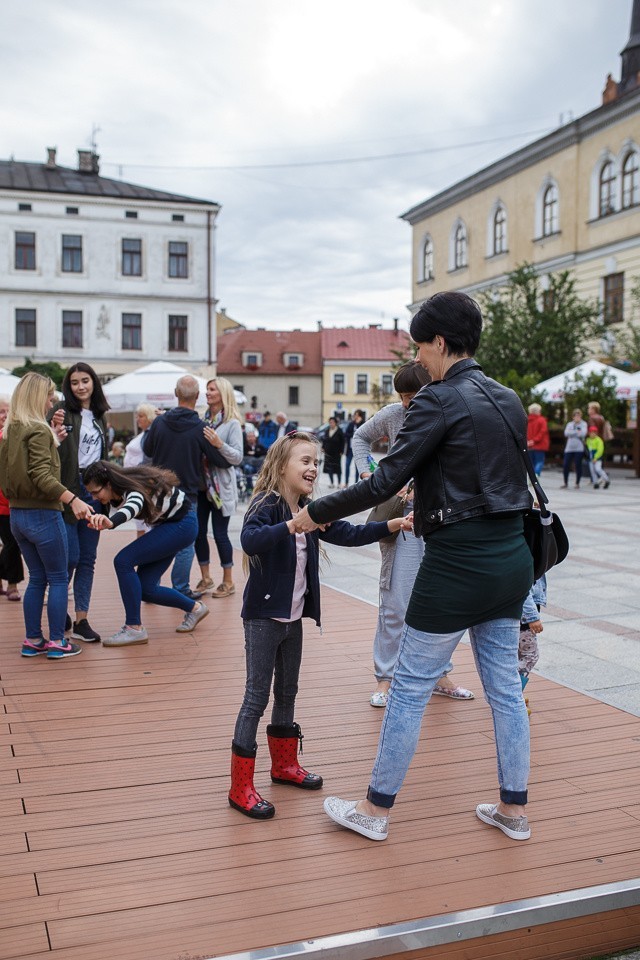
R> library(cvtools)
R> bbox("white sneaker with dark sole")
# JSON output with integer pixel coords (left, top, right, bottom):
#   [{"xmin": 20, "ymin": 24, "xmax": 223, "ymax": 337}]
[
  {"xmin": 323, "ymin": 796, "xmax": 389, "ymax": 840},
  {"xmin": 475, "ymin": 803, "xmax": 530, "ymax": 840}
]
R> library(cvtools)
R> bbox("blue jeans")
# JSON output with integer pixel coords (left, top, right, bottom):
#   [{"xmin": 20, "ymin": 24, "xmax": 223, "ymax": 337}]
[
  {"xmin": 528, "ymin": 450, "xmax": 545, "ymax": 476},
  {"xmin": 171, "ymin": 501, "xmax": 197, "ymax": 593},
  {"xmin": 233, "ymin": 618, "xmax": 303, "ymax": 751},
  {"xmin": 367, "ymin": 618, "xmax": 530, "ymax": 809},
  {"xmin": 113, "ymin": 512, "xmax": 198, "ymax": 624},
  {"xmin": 64, "ymin": 487, "xmax": 102, "ymax": 612},
  {"xmin": 10, "ymin": 508, "xmax": 69, "ymax": 642},
  {"xmin": 195, "ymin": 491, "xmax": 233, "ymax": 568},
  {"xmin": 344, "ymin": 449, "xmax": 354, "ymax": 484}
]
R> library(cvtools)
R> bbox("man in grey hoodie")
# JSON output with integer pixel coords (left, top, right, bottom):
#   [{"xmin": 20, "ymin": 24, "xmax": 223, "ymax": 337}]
[{"xmin": 143, "ymin": 376, "xmax": 227, "ymax": 598}]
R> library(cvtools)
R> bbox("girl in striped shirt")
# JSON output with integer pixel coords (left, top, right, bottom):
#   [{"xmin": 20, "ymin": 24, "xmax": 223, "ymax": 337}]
[{"xmin": 84, "ymin": 460, "xmax": 209, "ymax": 646}]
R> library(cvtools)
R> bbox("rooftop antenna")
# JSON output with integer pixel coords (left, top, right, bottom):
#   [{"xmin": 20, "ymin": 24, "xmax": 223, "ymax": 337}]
[{"xmin": 89, "ymin": 123, "xmax": 101, "ymax": 153}]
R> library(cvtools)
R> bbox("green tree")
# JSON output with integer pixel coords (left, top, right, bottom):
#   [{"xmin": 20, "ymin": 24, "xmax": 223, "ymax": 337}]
[
  {"xmin": 561, "ymin": 369, "xmax": 627, "ymax": 427},
  {"xmin": 604, "ymin": 276, "xmax": 640, "ymax": 369},
  {"xmin": 368, "ymin": 382, "xmax": 388, "ymax": 412},
  {"xmin": 476, "ymin": 264, "xmax": 602, "ymax": 384},
  {"xmin": 11, "ymin": 357, "xmax": 68, "ymax": 389}
]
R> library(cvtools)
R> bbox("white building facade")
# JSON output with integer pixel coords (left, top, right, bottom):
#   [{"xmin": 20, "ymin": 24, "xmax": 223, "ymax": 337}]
[{"xmin": 0, "ymin": 149, "xmax": 220, "ymax": 379}]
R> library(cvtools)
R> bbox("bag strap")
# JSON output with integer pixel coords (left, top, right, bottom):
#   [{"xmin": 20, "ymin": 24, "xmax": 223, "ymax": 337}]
[{"xmin": 473, "ymin": 378, "xmax": 552, "ymax": 520}]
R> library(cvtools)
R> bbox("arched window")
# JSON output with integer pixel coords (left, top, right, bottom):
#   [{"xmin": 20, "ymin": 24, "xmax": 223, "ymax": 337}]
[
  {"xmin": 599, "ymin": 160, "xmax": 616, "ymax": 216},
  {"xmin": 422, "ymin": 236, "xmax": 434, "ymax": 281},
  {"xmin": 454, "ymin": 223, "xmax": 467, "ymax": 269},
  {"xmin": 542, "ymin": 184, "xmax": 559, "ymax": 236},
  {"xmin": 493, "ymin": 206, "xmax": 507, "ymax": 255},
  {"xmin": 622, "ymin": 151, "xmax": 639, "ymax": 209}
]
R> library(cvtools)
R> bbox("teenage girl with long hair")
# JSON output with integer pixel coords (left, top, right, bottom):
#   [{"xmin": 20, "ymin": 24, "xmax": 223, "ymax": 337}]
[
  {"xmin": 195, "ymin": 377, "xmax": 243, "ymax": 598},
  {"xmin": 83, "ymin": 461, "xmax": 209, "ymax": 646},
  {"xmin": 51, "ymin": 362, "xmax": 110, "ymax": 643},
  {"xmin": 0, "ymin": 373, "xmax": 93, "ymax": 659},
  {"xmin": 229, "ymin": 432, "xmax": 410, "ymax": 820}
]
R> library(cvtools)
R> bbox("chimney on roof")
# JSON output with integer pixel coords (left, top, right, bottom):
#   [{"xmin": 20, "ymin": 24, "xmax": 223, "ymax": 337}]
[
  {"xmin": 317, "ymin": 320, "xmax": 322, "ymax": 331},
  {"xmin": 393, "ymin": 317, "xmax": 399, "ymax": 335},
  {"xmin": 77, "ymin": 149, "xmax": 100, "ymax": 175},
  {"xmin": 46, "ymin": 147, "xmax": 57, "ymax": 169}
]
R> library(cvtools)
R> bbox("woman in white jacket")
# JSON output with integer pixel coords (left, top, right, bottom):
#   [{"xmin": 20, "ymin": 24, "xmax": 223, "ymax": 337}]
[{"xmin": 195, "ymin": 377, "xmax": 243, "ymax": 597}]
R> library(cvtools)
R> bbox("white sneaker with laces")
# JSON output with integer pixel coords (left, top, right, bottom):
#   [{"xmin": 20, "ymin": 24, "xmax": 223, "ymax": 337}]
[
  {"xmin": 103, "ymin": 625, "xmax": 149, "ymax": 647},
  {"xmin": 176, "ymin": 601, "xmax": 210, "ymax": 633}
]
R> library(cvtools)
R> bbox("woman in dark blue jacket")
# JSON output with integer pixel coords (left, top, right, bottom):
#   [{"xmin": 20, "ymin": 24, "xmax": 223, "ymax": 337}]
[{"xmin": 229, "ymin": 431, "xmax": 409, "ymax": 820}]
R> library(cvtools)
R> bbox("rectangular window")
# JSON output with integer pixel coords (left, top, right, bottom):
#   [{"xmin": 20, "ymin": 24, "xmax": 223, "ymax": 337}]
[
  {"xmin": 542, "ymin": 289, "xmax": 555, "ymax": 313},
  {"xmin": 122, "ymin": 313, "xmax": 142, "ymax": 350},
  {"xmin": 62, "ymin": 234, "xmax": 83, "ymax": 273},
  {"xmin": 172, "ymin": 214, "xmax": 185, "ymax": 222},
  {"xmin": 66, "ymin": 206, "xmax": 79, "ymax": 215},
  {"xmin": 15, "ymin": 231, "xmax": 36, "ymax": 270},
  {"xmin": 604, "ymin": 273, "xmax": 624, "ymax": 325},
  {"xmin": 15, "ymin": 308, "xmax": 36, "ymax": 347},
  {"xmin": 122, "ymin": 238, "xmax": 142, "ymax": 276},
  {"xmin": 168, "ymin": 314, "xmax": 188, "ymax": 351},
  {"xmin": 333, "ymin": 373, "xmax": 345, "ymax": 394},
  {"xmin": 287, "ymin": 354, "xmax": 300, "ymax": 367},
  {"xmin": 125, "ymin": 210, "xmax": 138, "ymax": 219},
  {"xmin": 289, "ymin": 386, "xmax": 300, "ymax": 406},
  {"xmin": 18, "ymin": 203, "xmax": 32, "ymax": 211},
  {"xmin": 356, "ymin": 374, "xmax": 369, "ymax": 394},
  {"xmin": 246, "ymin": 354, "xmax": 258, "ymax": 367},
  {"xmin": 381, "ymin": 374, "xmax": 393, "ymax": 395},
  {"xmin": 168, "ymin": 241, "xmax": 188, "ymax": 278},
  {"xmin": 62, "ymin": 310, "xmax": 83, "ymax": 348}
]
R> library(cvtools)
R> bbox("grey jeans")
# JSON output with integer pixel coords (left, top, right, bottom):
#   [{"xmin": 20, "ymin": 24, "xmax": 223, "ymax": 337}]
[
  {"xmin": 233, "ymin": 618, "xmax": 303, "ymax": 751},
  {"xmin": 374, "ymin": 530, "xmax": 453, "ymax": 682}
]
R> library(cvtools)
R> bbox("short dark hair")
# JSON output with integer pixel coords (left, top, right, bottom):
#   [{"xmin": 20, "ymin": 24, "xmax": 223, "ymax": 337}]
[
  {"xmin": 62, "ymin": 362, "xmax": 110, "ymax": 417},
  {"xmin": 410, "ymin": 291, "xmax": 483, "ymax": 357},
  {"xmin": 393, "ymin": 361, "xmax": 431, "ymax": 394}
]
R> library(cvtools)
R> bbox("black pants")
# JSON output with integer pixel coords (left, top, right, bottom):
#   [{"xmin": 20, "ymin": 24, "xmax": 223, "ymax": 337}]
[
  {"xmin": 233, "ymin": 618, "xmax": 303, "ymax": 751},
  {"xmin": 0, "ymin": 514, "xmax": 24, "ymax": 583}
]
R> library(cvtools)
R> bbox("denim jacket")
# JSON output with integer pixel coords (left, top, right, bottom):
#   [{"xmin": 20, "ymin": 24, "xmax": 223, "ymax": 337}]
[{"xmin": 240, "ymin": 492, "xmax": 390, "ymax": 626}]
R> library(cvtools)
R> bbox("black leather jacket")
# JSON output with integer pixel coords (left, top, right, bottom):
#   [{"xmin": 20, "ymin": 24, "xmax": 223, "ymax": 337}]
[{"xmin": 308, "ymin": 359, "xmax": 532, "ymax": 536}]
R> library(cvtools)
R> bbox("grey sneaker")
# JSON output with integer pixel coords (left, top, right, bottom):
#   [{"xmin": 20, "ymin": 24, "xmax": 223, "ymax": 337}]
[
  {"xmin": 476, "ymin": 803, "xmax": 530, "ymax": 840},
  {"xmin": 103, "ymin": 625, "xmax": 149, "ymax": 647},
  {"xmin": 175, "ymin": 601, "xmax": 210, "ymax": 633},
  {"xmin": 323, "ymin": 796, "xmax": 389, "ymax": 841}
]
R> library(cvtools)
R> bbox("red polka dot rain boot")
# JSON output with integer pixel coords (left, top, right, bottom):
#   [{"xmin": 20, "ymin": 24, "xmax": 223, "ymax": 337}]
[
  {"xmin": 266, "ymin": 722, "xmax": 323, "ymax": 790},
  {"xmin": 228, "ymin": 742, "xmax": 275, "ymax": 819}
]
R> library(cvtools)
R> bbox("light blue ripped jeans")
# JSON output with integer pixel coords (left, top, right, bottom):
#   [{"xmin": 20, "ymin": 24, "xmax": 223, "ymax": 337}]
[{"xmin": 367, "ymin": 618, "xmax": 530, "ymax": 809}]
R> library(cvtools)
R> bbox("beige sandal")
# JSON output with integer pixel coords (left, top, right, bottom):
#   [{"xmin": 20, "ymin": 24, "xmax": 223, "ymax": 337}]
[
  {"xmin": 195, "ymin": 577, "xmax": 214, "ymax": 593},
  {"xmin": 211, "ymin": 583, "xmax": 235, "ymax": 598}
]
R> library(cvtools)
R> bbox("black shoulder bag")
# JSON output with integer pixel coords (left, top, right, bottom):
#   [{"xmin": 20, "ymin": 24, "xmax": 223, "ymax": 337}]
[{"xmin": 475, "ymin": 380, "xmax": 569, "ymax": 582}]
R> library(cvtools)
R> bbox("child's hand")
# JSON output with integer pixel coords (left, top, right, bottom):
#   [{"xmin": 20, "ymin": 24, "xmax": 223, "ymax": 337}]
[
  {"xmin": 387, "ymin": 516, "xmax": 412, "ymax": 534},
  {"xmin": 291, "ymin": 506, "xmax": 320, "ymax": 532},
  {"xmin": 529, "ymin": 619, "xmax": 543, "ymax": 634}
]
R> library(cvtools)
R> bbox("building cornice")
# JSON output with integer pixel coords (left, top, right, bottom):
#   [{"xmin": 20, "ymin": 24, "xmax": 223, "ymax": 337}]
[{"xmin": 401, "ymin": 88, "xmax": 640, "ymax": 225}]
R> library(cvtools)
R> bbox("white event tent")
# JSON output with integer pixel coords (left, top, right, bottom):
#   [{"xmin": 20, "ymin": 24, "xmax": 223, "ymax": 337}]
[
  {"xmin": 103, "ymin": 361, "xmax": 246, "ymax": 411},
  {"xmin": 0, "ymin": 367, "xmax": 22, "ymax": 397},
  {"xmin": 533, "ymin": 360, "xmax": 640, "ymax": 402}
]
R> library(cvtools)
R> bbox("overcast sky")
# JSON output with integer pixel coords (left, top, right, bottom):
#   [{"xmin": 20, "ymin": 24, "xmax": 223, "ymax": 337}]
[{"xmin": 0, "ymin": 0, "xmax": 634, "ymax": 330}]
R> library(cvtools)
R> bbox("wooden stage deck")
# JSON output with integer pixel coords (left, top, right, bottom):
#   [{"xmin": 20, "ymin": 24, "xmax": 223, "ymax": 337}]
[{"xmin": 1, "ymin": 531, "xmax": 640, "ymax": 960}]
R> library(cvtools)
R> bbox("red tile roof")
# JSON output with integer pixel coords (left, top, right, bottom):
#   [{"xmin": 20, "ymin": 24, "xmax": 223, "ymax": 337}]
[
  {"xmin": 216, "ymin": 329, "xmax": 322, "ymax": 376},
  {"xmin": 321, "ymin": 327, "xmax": 411, "ymax": 360}
]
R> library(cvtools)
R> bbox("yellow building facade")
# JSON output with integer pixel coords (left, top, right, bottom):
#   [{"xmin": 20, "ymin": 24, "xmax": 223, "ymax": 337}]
[{"xmin": 402, "ymin": 16, "xmax": 640, "ymax": 338}]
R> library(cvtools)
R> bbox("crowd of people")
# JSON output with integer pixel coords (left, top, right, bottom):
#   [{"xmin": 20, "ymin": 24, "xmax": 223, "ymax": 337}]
[{"xmin": 0, "ymin": 289, "xmax": 620, "ymax": 844}]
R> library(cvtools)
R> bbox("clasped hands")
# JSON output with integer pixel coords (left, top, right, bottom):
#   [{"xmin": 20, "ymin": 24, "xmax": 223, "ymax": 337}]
[
  {"xmin": 87, "ymin": 513, "xmax": 114, "ymax": 531},
  {"xmin": 287, "ymin": 507, "xmax": 414, "ymax": 536}
]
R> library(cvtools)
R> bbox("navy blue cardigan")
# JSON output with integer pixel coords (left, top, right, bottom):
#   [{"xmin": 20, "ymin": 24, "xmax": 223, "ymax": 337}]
[{"xmin": 240, "ymin": 492, "xmax": 391, "ymax": 626}]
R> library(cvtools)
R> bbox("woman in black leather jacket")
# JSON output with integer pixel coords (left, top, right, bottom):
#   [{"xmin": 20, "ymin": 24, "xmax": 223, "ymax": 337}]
[{"xmin": 295, "ymin": 291, "xmax": 534, "ymax": 843}]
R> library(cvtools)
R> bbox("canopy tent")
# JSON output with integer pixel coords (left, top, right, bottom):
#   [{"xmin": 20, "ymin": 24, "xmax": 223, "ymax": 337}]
[
  {"xmin": 0, "ymin": 367, "xmax": 22, "ymax": 397},
  {"xmin": 533, "ymin": 360, "xmax": 640, "ymax": 401},
  {"xmin": 103, "ymin": 361, "xmax": 247, "ymax": 411}
]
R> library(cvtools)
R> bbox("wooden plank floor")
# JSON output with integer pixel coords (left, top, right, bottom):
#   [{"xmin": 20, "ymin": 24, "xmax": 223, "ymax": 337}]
[{"xmin": 1, "ymin": 530, "xmax": 640, "ymax": 960}]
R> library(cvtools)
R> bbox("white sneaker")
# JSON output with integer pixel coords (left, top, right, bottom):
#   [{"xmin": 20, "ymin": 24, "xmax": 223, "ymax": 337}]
[
  {"xmin": 103, "ymin": 625, "xmax": 149, "ymax": 647},
  {"xmin": 323, "ymin": 796, "xmax": 389, "ymax": 840},
  {"xmin": 176, "ymin": 601, "xmax": 210, "ymax": 633}
]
